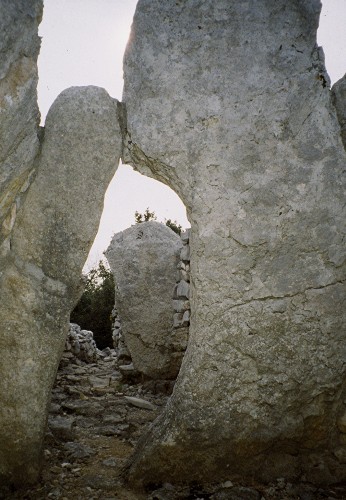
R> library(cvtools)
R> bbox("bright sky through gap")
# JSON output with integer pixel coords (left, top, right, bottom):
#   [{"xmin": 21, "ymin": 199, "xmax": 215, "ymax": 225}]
[{"xmin": 38, "ymin": 0, "xmax": 346, "ymax": 270}]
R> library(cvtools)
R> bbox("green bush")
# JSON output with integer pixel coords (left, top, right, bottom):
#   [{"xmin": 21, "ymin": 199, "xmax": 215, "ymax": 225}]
[
  {"xmin": 134, "ymin": 207, "xmax": 157, "ymax": 223},
  {"xmin": 164, "ymin": 218, "xmax": 182, "ymax": 235},
  {"xmin": 70, "ymin": 260, "xmax": 114, "ymax": 349}
]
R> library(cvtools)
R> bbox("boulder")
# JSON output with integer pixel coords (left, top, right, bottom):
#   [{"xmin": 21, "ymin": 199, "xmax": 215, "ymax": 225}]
[
  {"xmin": 122, "ymin": 0, "xmax": 346, "ymax": 486},
  {"xmin": 106, "ymin": 221, "xmax": 183, "ymax": 379},
  {"xmin": 0, "ymin": 86, "xmax": 122, "ymax": 487}
]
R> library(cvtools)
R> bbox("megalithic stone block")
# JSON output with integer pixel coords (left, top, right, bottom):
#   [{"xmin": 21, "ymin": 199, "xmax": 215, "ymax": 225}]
[
  {"xmin": 122, "ymin": 0, "xmax": 346, "ymax": 487},
  {"xmin": 0, "ymin": 86, "xmax": 122, "ymax": 487}
]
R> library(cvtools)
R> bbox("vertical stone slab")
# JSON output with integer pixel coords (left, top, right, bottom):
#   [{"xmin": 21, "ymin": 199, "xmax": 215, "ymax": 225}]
[
  {"xmin": 0, "ymin": 0, "xmax": 42, "ymax": 252},
  {"xmin": 0, "ymin": 87, "xmax": 122, "ymax": 486},
  {"xmin": 122, "ymin": 0, "xmax": 346, "ymax": 486}
]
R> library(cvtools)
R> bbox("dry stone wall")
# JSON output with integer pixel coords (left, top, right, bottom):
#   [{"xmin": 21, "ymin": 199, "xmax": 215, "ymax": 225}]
[
  {"xmin": 64, "ymin": 324, "xmax": 100, "ymax": 364},
  {"xmin": 172, "ymin": 229, "xmax": 190, "ymax": 355}
]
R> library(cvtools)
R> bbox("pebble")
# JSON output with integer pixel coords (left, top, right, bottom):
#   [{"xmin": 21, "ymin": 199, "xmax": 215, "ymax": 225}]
[
  {"xmin": 88, "ymin": 375, "xmax": 110, "ymax": 388},
  {"xmin": 48, "ymin": 416, "xmax": 75, "ymax": 440},
  {"xmin": 103, "ymin": 414, "xmax": 124, "ymax": 424},
  {"xmin": 124, "ymin": 395, "xmax": 157, "ymax": 410},
  {"xmin": 102, "ymin": 457, "xmax": 118, "ymax": 467},
  {"xmin": 49, "ymin": 466, "xmax": 61, "ymax": 474},
  {"xmin": 221, "ymin": 481, "xmax": 233, "ymax": 488},
  {"xmin": 63, "ymin": 442, "xmax": 96, "ymax": 459}
]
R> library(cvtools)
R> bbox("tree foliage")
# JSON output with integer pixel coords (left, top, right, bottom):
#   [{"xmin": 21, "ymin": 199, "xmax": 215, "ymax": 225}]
[
  {"xmin": 134, "ymin": 207, "xmax": 157, "ymax": 223},
  {"xmin": 135, "ymin": 208, "xmax": 182, "ymax": 235},
  {"xmin": 70, "ymin": 260, "xmax": 114, "ymax": 349},
  {"xmin": 164, "ymin": 218, "xmax": 182, "ymax": 235}
]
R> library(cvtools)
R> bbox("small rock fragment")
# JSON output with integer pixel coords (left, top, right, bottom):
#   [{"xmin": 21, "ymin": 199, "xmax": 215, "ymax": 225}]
[
  {"xmin": 63, "ymin": 442, "xmax": 96, "ymax": 459},
  {"xmin": 48, "ymin": 416, "xmax": 75, "ymax": 440},
  {"xmin": 124, "ymin": 396, "xmax": 157, "ymax": 410}
]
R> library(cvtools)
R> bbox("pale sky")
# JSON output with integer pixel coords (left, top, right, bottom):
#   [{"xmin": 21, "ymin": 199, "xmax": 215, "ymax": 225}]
[{"xmin": 38, "ymin": 0, "xmax": 346, "ymax": 270}]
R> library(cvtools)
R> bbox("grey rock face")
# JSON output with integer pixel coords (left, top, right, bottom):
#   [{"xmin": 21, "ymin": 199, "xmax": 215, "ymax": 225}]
[
  {"xmin": 106, "ymin": 222, "xmax": 183, "ymax": 379},
  {"xmin": 0, "ymin": 0, "xmax": 42, "ymax": 252},
  {"xmin": 0, "ymin": 86, "xmax": 122, "ymax": 486},
  {"xmin": 332, "ymin": 74, "xmax": 346, "ymax": 150},
  {"xmin": 123, "ymin": 0, "xmax": 346, "ymax": 486}
]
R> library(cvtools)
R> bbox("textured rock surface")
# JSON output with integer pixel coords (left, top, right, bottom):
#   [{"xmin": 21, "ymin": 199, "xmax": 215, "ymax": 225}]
[
  {"xmin": 0, "ymin": 0, "xmax": 42, "ymax": 252},
  {"xmin": 332, "ymin": 74, "xmax": 346, "ymax": 150},
  {"xmin": 5, "ymin": 355, "xmax": 346, "ymax": 499},
  {"xmin": 123, "ymin": 0, "xmax": 346, "ymax": 486},
  {"xmin": 0, "ymin": 86, "xmax": 122, "ymax": 486},
  {"xmin": 65, "ymin": 323, "xmax": 100, "ymax": 363},
  {"xmin": 106, "ymin": 222, "xmax": 183, "ymax": 379}
]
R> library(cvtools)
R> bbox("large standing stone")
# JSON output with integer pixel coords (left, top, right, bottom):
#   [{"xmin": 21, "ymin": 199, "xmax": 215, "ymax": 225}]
[
  {"xmin": 106, "ymin": 221, "xmax": 183, "ymax": 379},
  {"xmin": 0, "ymin": 0, "xmax": 42, "ymax": 255},
  {"xmin": 122, "ymin": 0, "xmax": 346, "ymax": 486},
  {"xmin": 0, "ymin": 86, "xmax": 122, "ymax": 486}
]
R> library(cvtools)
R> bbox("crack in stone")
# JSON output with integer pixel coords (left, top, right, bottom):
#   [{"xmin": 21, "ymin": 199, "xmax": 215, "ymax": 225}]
[{"xmin": 224, "ymin": 279, "xmax": 346, "ymax": 311}]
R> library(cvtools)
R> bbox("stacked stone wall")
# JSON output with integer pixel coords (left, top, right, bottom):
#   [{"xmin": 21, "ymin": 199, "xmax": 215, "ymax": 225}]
[
  {"xmin": 63, "ymin": 323, "xmax": 100, "ymax": 364},
  {"xmin": 111, "ymin": 306, "xmax": 131, "ymax": 361},
  {"xmin": 171, "ymin": 229, "xmax": 190, "ymax": 357}
]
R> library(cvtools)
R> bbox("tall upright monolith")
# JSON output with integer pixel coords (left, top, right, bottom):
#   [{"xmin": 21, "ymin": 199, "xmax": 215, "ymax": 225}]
[
  {"xmin": 0, "ymin": 84, "xmax": 122, "ymax": 485},
  {"xmin": 122, "ymin": 0, "xmax": 346, "ymax": 486}
]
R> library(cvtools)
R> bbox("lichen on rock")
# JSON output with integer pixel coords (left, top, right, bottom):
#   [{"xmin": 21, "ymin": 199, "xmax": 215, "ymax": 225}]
[{"xmin": 122, "ymin": 0, "xmax": 346, "ymax": 486}]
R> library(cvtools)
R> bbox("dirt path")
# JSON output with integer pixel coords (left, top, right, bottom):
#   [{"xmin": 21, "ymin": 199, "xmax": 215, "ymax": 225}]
[{"xmin": 2, "ymin": 354, "xmax": 346, "ymax": 499}]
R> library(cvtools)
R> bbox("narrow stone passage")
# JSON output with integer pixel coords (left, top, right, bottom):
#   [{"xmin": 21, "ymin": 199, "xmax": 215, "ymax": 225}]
[
  {"xmin": 4, "ymin": 351, "xmax": 166, "ymax": 499},
  {"xmin": 3, "ymin": 349, "xmax": 345, "ymax": 499}
]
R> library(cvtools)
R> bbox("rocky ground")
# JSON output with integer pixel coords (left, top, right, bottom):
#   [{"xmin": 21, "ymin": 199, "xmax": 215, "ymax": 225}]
[{"xmin": 2, "ymin": 352, "xmax": 346, "ymax": 500}]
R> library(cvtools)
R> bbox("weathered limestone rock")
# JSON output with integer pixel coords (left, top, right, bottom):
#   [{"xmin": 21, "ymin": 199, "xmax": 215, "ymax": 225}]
[
  {"xmin": 0, "ymin": 0, "xmax": 42, "ymax": 255},
  {"xmin": 106, "ymin": 221, "xmax": 183, "ymax": 379},
  {"xmin": 332, "ymin": 74, "xmax": 346, "ymax": 150},
  {"xmin": 0, "ymin": 86, "xmax": 122, "ymax": 486},
  {"xmin": 122, "ymin": 0, "xmax": 346, "ymax": 486}
]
